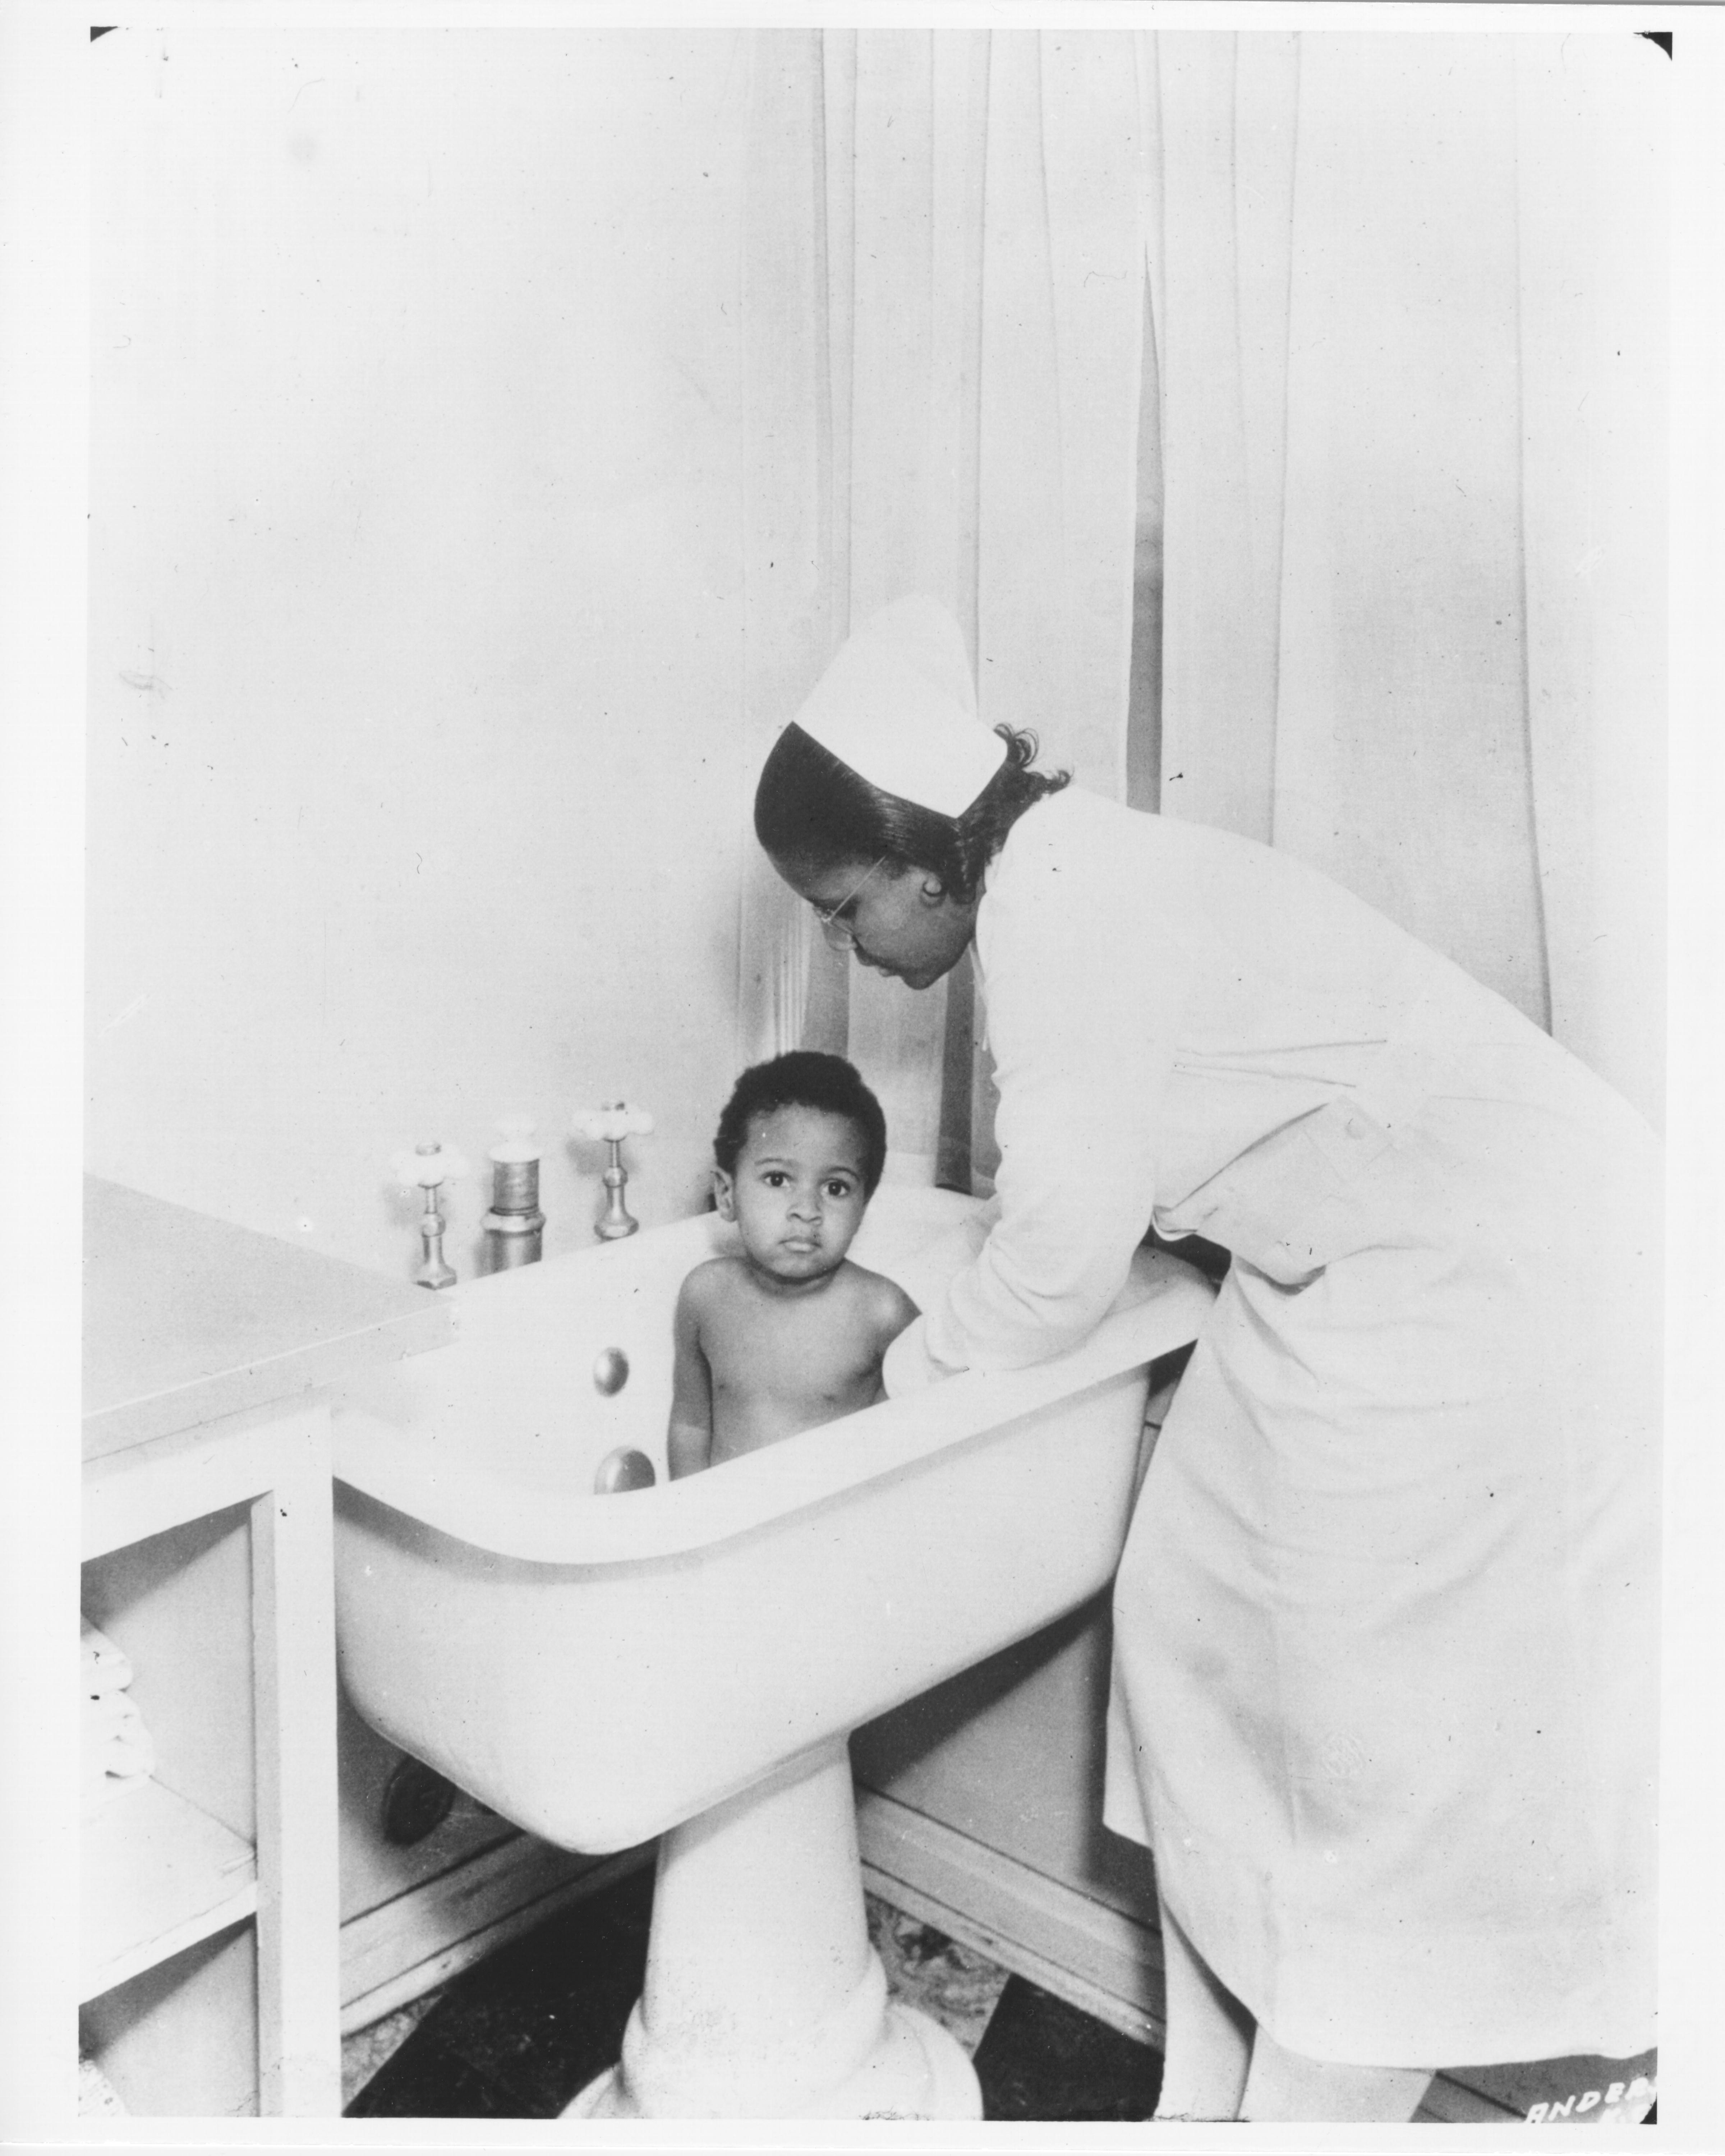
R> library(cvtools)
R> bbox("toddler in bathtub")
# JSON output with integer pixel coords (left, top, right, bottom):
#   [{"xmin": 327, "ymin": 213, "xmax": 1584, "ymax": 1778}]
[{"xmin": 667, "ymin": 1051, "xmax": 920, "ymax": 1478}]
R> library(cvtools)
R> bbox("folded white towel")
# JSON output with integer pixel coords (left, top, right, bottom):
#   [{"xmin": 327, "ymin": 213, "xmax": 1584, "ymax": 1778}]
[
  {"xmin": 78, "ymin": 2055, "xmax": 128, "ymax": 2115},
  {"xmin": 80, "ymin": 1617, "xmax": 156, "ymax": 1814},
  {"xmin": 81, "ymin": 1617, "xmax": 133, "ymax": 1694}
]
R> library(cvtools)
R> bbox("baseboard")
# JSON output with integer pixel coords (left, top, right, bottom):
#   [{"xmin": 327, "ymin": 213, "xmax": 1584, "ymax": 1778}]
[
  {"xmin": 341, "ymin": 1792, "xmax": 1160, "ymax": 2051},
  {"xmin": 340, "ymin": 1833, "xmax": 655, "ymax": 2036},
  {"xmin": 856, "ymin": 1788, "xmax": 1166, "ymax": 2050}
]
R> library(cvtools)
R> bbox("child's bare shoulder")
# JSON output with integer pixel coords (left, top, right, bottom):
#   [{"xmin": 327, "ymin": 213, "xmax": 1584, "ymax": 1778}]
[
  {"xmin": 843, "ymin": 1260, "xmax": 920, "ymax": 1335},
  {"xmin": 677, "ymin": 1254, "xmax": 749, "ymax": 1312}
]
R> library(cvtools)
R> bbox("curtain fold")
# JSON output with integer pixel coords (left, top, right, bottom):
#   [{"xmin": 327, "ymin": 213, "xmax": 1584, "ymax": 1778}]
[
  {"xmin": 1154, "ymin": 31, "xmax": 1665, "ymax": 1124},
  {"xmin": 1273, "ymin": 36, "xmax": 1550, "ymax": 1023},
  {"xmin": 733, "ymin": 29, "xmax": 832, "ymax": 1074},
  {"xmin": 975, "ymin": 32, "xmax": 1146, "ymax": 795},
  {"xmin": 1155, "ymin": 32, "xmax": 1297, "ymax": 845},
  {"xmin": 1514, "ymin": 37, "xmax": 1668, "ymax": 1127}
]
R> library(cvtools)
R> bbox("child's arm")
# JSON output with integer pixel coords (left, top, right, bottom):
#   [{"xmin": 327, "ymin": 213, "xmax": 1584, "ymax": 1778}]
[
  {"xmin": 666, "ymin": 1273, "xmax": 715, "ymax": 1480},
  {"xmin": 868, "ymin": 1277, "xmax": 921, "ymax": 1400}
]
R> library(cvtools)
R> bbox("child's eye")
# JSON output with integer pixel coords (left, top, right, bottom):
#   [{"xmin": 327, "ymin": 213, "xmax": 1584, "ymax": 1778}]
[
  {"xmin": 824, "ymin": 1179, "xmax": 856, "ymax": 1200},
  {"xmin": 761, "ymin": 1171, "xmax": 788, "ymax": 1188}
]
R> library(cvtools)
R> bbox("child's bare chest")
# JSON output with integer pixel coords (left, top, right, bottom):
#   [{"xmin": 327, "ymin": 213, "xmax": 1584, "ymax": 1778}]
[{"xmin": 705, "ymin": 1285, "xmax": 879, "ymax": 1412}]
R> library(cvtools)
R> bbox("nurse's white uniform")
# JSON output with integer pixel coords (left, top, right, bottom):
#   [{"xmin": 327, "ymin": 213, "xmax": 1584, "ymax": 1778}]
[{"xmin": 884, "ymin": 786, "xmax": 1659, "ymax": 2070}]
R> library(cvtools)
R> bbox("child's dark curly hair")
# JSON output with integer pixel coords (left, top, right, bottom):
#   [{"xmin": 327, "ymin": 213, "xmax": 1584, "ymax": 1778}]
[
  {"xmin": 753, "ymin": 721, "xmax": 1070, "ymax": 903},
  {"xmin": 713, "ymin": 1051, "xmax": 889, "ymax": 1197}
]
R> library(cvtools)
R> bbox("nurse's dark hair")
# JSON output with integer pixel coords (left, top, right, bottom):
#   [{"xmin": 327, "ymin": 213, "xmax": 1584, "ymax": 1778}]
[
  {"xmin": 753, "ymin": 722, "xmax": 1070, "ymax": 902},
  {"xmin": 713, "ymin": 1050, "xmax": 889, "ymax": 1197}
]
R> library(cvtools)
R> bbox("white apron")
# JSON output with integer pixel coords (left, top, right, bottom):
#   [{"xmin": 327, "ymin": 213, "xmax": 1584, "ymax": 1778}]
[{"xmin": 883, "ymin": 789, "xmax": 1660, "ymax": 2069}]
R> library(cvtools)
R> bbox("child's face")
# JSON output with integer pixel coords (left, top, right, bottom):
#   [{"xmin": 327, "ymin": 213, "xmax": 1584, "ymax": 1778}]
[{"xmin": 714, "ymin": 1104, "xmax": 872, "ymax": 1286}]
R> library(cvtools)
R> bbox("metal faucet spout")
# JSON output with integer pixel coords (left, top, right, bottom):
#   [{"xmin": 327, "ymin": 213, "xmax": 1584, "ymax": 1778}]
[{"xmin": 572, "ymin": 1101, "xmax": 653, "ymax": 1242}]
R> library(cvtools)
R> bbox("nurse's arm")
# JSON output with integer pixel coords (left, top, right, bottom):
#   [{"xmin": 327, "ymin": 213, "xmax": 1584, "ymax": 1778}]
[{"xmin": 915, "ymin": 886, "xmax": 1173, "ymax": 1379}]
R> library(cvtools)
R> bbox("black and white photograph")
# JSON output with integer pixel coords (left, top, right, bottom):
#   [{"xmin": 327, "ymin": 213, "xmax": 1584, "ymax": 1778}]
[{"xmin": 2, "ymin": 0, "xmax": 1720, "ymax": 2145}]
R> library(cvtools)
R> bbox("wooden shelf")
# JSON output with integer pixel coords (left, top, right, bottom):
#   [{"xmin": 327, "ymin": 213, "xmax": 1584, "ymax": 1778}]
[{"xmin": 81, "ymin": 1778, "xmax": 258, "ymax": 2003}]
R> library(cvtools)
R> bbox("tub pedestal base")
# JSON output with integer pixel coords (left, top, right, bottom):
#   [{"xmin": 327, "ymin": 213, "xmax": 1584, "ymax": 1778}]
[{"xmin": 563, "ymin": 1737, "xmax": 983, "ymax": 2121}]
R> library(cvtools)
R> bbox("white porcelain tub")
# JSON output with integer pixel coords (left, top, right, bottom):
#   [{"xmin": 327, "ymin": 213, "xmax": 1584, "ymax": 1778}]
[{"xmin": 332, "ymin": 1184, "xmax": 1214, "ymax": 2116}]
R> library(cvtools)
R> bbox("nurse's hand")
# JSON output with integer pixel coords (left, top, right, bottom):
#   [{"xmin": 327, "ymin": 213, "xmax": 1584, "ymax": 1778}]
[{"xmin": 882, "ymin": 1318, "xmax": 962, "ymax": 1397}]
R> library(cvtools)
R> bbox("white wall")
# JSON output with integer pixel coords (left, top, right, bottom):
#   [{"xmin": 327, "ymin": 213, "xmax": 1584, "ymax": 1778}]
[{"xmin": 87, "ymin": 29, "xmax": 767, "ymax": 1276}]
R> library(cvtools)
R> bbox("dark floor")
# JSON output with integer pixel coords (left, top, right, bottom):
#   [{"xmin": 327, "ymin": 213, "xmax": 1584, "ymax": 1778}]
[
  {"xmin": 345, "ymin": 1864, "xmax": 1163, "ymax": 2121},
  {"xmin": 345, "ymin": 1865, "xmax": 1657, "ymax": 2126}
]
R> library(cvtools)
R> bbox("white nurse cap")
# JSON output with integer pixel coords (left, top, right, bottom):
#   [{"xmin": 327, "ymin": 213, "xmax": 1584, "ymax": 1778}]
[{"xmin": 791, "ymin": 595, "xmax": 1007, "ymax": 817}]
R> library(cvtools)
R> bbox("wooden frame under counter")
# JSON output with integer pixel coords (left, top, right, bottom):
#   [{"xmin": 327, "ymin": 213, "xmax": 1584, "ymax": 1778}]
[
  {"xmin": 80, "ymin": 1178, "xmax": 452, "ymax": 2116},
  {"xmin": 82, "ymin": 1402, "xmax": 339, "ymax": 2114}
]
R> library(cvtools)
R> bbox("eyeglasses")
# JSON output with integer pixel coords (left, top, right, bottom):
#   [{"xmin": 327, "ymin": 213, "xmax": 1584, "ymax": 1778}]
[{"xmin": 810, "ymin": 858, "xmax": 888, "ymax": 949}]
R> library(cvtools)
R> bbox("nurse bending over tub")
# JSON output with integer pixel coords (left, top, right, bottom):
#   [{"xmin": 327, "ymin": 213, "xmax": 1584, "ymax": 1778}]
[
  {"xmin": 666, "ymin": 1051, "xmax": 919, "ymax": 1479},
  {"xmin": 751, "ymin": 596, "xmax": 1661, "ymax": 2124}
]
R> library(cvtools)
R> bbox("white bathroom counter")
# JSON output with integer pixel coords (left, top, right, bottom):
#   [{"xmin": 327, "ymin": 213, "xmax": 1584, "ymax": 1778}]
[{"xmin": 83, "ymin": 1177, "xmax": 454, "ymax": 1461}]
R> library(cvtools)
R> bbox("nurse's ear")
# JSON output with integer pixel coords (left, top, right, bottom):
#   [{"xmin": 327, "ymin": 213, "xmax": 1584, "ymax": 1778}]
[{"xmin": 712, "ymin": 1168, "xmax": 737, "ymax": 1221}]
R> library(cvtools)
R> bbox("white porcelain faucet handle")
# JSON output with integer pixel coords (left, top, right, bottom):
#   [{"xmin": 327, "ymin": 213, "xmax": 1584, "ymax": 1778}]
[
  {"xmin": 571, "ymin": 1102, "xmax": 654, "ymax": 1144},
  {"xmin": 490, "ymin": 1116, "xmax": 542, "ymax": 1164},
  {"xmin": 390, "ymin": 1141, "xmax": 470, "ymax": 1188}
]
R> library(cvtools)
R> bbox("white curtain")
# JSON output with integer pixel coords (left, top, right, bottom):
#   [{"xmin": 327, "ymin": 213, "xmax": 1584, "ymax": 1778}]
[
  {"xmin": 737, "ymin": 27, "xmax": 1669, "ymax": 1177},
  {"xmin": 1154, "ymin": 31, "xmax": 1668, "ymax": 1127},
  {"xmin": 1515, "ymin": 38, "xmax": 1668, "ymax": 1123}
]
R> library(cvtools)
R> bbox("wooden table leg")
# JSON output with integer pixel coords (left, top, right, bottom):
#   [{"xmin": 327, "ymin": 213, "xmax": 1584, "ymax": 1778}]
[{"xmin": 250, "ymin": 1414, "xmax": 341, "ymax": 2114}]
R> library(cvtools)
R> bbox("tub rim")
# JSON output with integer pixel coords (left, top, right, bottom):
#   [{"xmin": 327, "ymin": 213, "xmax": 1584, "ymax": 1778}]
[{"xmin": 333, "ymin": 1248, "xmax": 1215, "ymax": 1567}]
